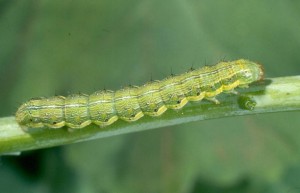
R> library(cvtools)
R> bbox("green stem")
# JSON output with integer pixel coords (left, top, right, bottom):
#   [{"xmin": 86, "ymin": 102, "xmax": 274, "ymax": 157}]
[{"xmin": 1, "ymin": 76, "xmax": 300, "ymax": 155}]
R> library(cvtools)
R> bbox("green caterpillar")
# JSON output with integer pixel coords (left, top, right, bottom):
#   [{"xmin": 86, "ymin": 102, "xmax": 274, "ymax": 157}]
[{"xmin": 16, "ymin": 59, "xmax": 264, "ymax": 131}]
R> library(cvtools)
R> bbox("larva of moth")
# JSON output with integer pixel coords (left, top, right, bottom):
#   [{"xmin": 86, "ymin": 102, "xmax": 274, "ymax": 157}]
[{"xmin": 16, "ymin": 59, "xmax": 264, "ymax": 130}]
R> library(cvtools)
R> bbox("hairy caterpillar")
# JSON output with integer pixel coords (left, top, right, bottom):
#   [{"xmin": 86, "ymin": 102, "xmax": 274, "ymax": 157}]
[{"xmin": 16, "ymin": 59, "xmax": 264, "ymax": 130}]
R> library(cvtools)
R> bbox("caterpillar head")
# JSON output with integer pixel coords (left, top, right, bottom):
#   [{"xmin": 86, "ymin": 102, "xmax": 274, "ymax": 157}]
[{"xmin": 237, "ymin": 59, "xmax": 264, "ymax": 85}]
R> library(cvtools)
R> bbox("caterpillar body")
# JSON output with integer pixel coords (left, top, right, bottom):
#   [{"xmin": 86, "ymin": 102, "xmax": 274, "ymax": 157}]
[{"xmin": 16, "ymin": 59, "xmax": 264, "ymax": 130}]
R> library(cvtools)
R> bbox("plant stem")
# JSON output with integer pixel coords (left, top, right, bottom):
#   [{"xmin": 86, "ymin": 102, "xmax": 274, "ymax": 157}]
[{"xmin": 1, "ymin": 76, "xmax": 300, "ymax": 155}]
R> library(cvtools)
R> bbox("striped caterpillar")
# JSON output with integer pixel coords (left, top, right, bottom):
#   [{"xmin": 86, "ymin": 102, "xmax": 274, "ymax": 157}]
[{"xmin": 16, "ymin": 59, "xmax": 264, "ymax": 131}]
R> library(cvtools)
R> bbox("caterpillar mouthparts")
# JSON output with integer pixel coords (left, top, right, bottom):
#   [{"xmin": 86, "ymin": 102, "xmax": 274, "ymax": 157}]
[{"xmin": 16, "ymin": 59, "xmax": 264, "ymax": 131}]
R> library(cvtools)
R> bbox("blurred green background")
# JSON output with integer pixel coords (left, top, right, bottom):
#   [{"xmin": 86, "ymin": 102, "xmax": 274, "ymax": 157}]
[{"xmin": 1, "ymin": 0, "xmax": 300, "ymax": 192}]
